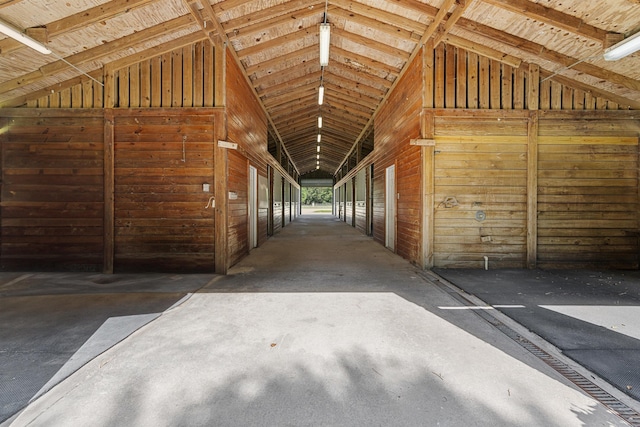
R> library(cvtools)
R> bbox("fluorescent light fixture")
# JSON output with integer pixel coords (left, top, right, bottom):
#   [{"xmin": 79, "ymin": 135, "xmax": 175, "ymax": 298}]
[
  {"xmin": 316, "ymin": 165, "xmax": 320, "ymax": 170},
  {"xmin": 317, "ymin": 134, "xmax": 321, "ymax": 143},
  {"xmin": 604, "ymin": 31, "xmax": 640, "ymax": 61},
  {"xmin": 0, "ymin": 19, "xmax": 51, "ymax": 54},
  {"xmin": 317, "ymin": 145, "xmax": 321, "ymax": 152},
  {"xmin": 319, "ymin": 23, "xmax": 330, "ymax": 66},
  {"xmin": 317, "ymin": 116, "xmax": 322, "ymax": 128},
  {"xmin": 318, "ymin": 84, "xmax": 325, "ymax": 105}
]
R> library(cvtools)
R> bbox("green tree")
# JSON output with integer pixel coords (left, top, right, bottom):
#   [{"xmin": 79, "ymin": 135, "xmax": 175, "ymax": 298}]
[{"xmin": 301, "ymin": 187, "xmax": 333, "ymax": 205}]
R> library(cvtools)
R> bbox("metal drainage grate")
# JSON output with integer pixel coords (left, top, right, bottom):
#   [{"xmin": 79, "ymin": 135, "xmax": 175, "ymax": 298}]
[{"xmin": 427, "ymin": 275, "xmax": 640, "ymax": 427}]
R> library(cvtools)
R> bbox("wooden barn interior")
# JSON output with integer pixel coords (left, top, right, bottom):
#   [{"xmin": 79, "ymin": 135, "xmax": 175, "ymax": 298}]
[{"xmin": 0, "ymin": 0, "xmax": 639, "ymax": 274}]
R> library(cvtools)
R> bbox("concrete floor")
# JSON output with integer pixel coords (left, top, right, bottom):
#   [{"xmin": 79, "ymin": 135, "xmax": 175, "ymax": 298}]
[{"xmin": 1, "ymin": 214, "xmax": 639, "ymax": 426}]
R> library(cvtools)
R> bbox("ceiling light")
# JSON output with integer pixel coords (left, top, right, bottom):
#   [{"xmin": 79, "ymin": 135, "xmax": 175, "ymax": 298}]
[
  {"xmin": 317, "ymin": 145, "xmax": 321, "ymax": 152},
  {"xmin": 319, "ymin": 23, "xmax": 330, "ymax": 66},
  {"xmin": 316, "ymin": 165, "xmax": 320, "ymax": 170},
  {"xmin": 316, "ymin": 154, "xmax": 320, "ymax": 159},
  {"xmin": 0, "ymin": 19, "xmax": 51, "ymax": 54},
  {"xmin": 317, "ymin": 116, "xmax": 322, "ymax": 128},
  {"xmin": 318, "ymin": 84, "xmax": 325, "ymax": 105},
  {"xmin": 317, "ymin": 134, "xmax": 321, "ymax": 143},
  {"xmin": 604, "ymin": 30, "xmax": 640, "ymax": 61}
]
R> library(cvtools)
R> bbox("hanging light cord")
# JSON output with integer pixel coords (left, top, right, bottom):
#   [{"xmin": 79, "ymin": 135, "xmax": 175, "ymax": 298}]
[
  {"xmin": 540, "ymin": 54, "xmax": 601, "ymax": 83},
  {"xmin": 50, "ymin": 50, "xmax": 105, "ymax": 87}
]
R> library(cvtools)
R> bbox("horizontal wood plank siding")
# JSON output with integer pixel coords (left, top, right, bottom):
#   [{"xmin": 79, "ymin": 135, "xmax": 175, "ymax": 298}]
[
  {"xmin": 371, "ymin": 49, "xmax": 423, "ymax": 263},
  {"xmin": 113, "ymin": 110, "xmax": 215, "ymax": 272},
  {"xmin": 537, "ymin": 118, "xmax": 640, "ymax": 268},
  {"xmin": 355, "ymin": 168, "xmax": 367, "ymax": 233},
  {"xmin": 433, "ymin": 127, "xmax": 529, "ymax": 268},
  {"xmin": 1, "ymin": 110, "xmax": 104, "ymax": 270}
]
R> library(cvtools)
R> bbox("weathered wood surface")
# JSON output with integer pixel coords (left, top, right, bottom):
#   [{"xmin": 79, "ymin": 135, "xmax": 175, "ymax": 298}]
[
  {"xmin": 113, "ymin": 110, "xmax": 215, "ymax": 272},
  {"xmin": 1, "ymin": 111, "xmax": 104, "ymax": 270}
]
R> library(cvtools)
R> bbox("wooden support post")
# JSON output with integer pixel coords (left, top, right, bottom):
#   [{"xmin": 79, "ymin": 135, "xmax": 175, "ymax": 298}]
[
  {"xmin": 214, "ymin": 42, "xmax": 229, "ymax": 274},
  {"xmin": 527, "ymin": 63, "xmax": 540, "ymax": 111},
  {"xmin": 421, "ymin": 110, "xmax": 435, "ymax": 269},
  {"xmin": 103, "ymin": 110, "xmax": 115, "ymax": 273},
  {"xmin": 423, "ymin": 41, "xmax": 434, "ymax": 109},
  {"xmin": 103, "ymin": 66, "xmax": 116, "ymax": 108},
  {"xmin": 526, "ymin": 111, "xmax": 539, "ymax": 269}
]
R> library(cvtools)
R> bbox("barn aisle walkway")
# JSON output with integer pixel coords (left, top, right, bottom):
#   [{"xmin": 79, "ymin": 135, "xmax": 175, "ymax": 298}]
[{"xmin": 5, "ymin": 214, "xmax": 636, "ymax": 426}]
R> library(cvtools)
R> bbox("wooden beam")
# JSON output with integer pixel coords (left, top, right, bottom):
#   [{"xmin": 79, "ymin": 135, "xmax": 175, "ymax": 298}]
[
  {"xmin": 526, "ymin": 111, "xmax": 538, "ymax": 269},
  {"xmin": 0, "ymin": 0, "xmax": 153, "ymax": 54},
  {"xmin": 480, "ymin": 0, "xmax": 606, "ymax": 42},
  {"xmin": 103, "ymin": 110, "xmax": 115, "ymax": 274},
  {"xmin": 442, "ymin": 34, "xmax": 522, "ymax": 68},
  {"xmin": 433, "ymin": 0, "xmax": 473, "ymax": 47},
  {"xmin": 0, "ymin": 15, "xmax": 195, "ymax": 95},
  {"xmin": 528, "ymin": 63, "xmax": 539, "ymax": 110},
  {"xmin": 225, "ymin": 1, "xmax": 324, "ymax": 41},
  {"xmin": 421, "ymin": 110, "xmax": 435, "ymax": 269},
  {"xmin": 457, "ymin": 19, "xmax": 640, "ymax": 93}
]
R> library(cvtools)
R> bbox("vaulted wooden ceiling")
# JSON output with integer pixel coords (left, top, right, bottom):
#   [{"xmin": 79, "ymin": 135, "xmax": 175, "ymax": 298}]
[{"xmin": 1, "ymin": 0, "xmax": 639, "ymax": 175}]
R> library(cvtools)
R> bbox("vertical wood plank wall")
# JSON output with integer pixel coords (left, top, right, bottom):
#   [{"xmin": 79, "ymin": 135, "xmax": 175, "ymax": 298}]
[
  {"xmin": 1, "ymin": 110, "xmax": 105, "ymax": 270},
  {"xmin": 112, "ymin": 109, "xmax": 215, "ymax": 272},
  {"xmin": 227, "ymin": 149, "xmax": 249, "ymax": 267}
]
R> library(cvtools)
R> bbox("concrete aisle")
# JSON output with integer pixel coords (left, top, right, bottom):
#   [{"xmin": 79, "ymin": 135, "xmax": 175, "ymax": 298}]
[{"xmin": 5, "ymin": 214, "xmax": 634, "ymax": 426}]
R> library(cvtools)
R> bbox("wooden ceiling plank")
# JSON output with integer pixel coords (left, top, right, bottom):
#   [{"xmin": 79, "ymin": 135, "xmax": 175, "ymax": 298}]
[
  {"xmin": 225, "ymin": 1, "xmax": 324, "ymax": 40},
  {"xmin": 331, "ymin": 0, "xmax": 426, "ymax": 34},
  {"xmin": 262, "ymin": 83, "xmax": 318, "ymax": 108},
  {"xmin": 0, "ymin": 0, "xmax": 158, "ymax": 55},
  {"xmin": 0, "ymin": 15, "xmax": 196, "ymax": 95},
  {"xmin": 236, "ymin": 26, "xmax": 316, "ymax": 59},
  {"xmin": 480, "ymin": 0, "xmax": 607, "ymax": 42},
  {"xmin": 331, "ymin": 46, "xmax": 401, "ymax": 80},
  {"xmin": 334, "ymin": 27, "xmax": 409, "ymax": 59},
  {"xmin": 257, "ymin": 70, "xmax": 322, "ymax": 97},
  {"xmin": 245, "ymin": 44, "xmax": 317, "ymax": 75},
  {"xmin": 330, "ymin": 6, "xmax": 420, "ymax": 42}
]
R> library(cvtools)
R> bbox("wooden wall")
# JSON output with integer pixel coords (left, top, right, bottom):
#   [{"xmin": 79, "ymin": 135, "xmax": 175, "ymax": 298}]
[
  {"xmin": 337, "ymin": 43, "xmax": 639, "ymax": 270},
  {"xmin": 113, "ymin": 109, "xmax": 216, "ymax": 272},
  {"xmin": 0, "ymin": 110, "xmax": 104, "ymax": 270},
  {"xmin": 431, "ymin": 111, "xmax": 529, "ymax": 268},
  {"xmin": 370, "ymin": 50, "xmax": 423, "ymax": 262},
  {"xmin": 537, "ymin": 112, "xmax": 639, "ymax": 269},
  {"xmin": 355, "ymin": 168, "xmax": 367, "ymax": 234}
]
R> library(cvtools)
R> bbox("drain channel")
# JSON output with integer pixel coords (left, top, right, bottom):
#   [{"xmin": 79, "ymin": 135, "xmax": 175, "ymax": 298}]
[{"xmin": 424, "ymin": 273, "xmax": 640, "ymax": 427}]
